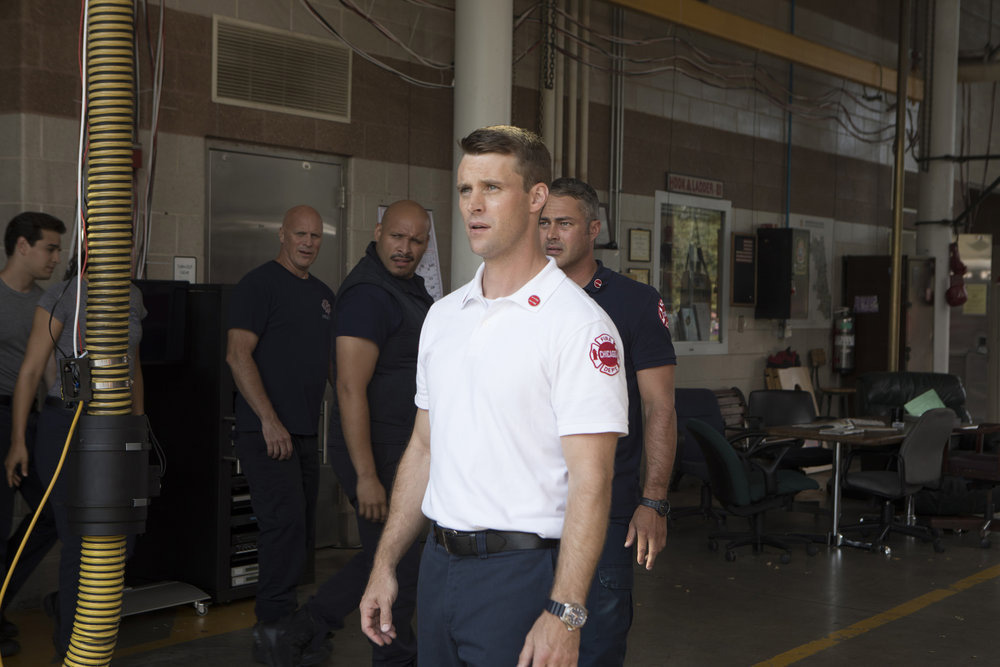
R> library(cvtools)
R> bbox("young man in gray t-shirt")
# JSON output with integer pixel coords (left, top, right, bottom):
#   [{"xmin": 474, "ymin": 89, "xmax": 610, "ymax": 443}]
[{"xmin": 0, "ymin": 212, "xmax": 65, "ymax": 657}]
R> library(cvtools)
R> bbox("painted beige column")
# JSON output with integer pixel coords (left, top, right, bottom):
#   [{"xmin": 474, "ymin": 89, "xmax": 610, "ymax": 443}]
[
  {"xmin": 450, "ymin": 0, "xmax": 514, "ymax": 287},
  {"xmin": 916, "ymin": 0, "xmax": 959, "ymax": 372}
]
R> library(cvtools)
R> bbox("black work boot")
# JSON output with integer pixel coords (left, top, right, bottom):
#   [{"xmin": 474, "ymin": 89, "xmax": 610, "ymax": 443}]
[
  {"xmin": 0, "ymin": 613, "xmax": 18, "ymax": 639},
  {"xmin": 252, "ymin": 619, "xmax": 300, "ymax": 667},
  {"xmin": 0, "ymin": 637, "xmax": 19, "ymax": 657},
  {"xmin": 286, "ymin": 606, "xmax": 332, "ymax": 666}
]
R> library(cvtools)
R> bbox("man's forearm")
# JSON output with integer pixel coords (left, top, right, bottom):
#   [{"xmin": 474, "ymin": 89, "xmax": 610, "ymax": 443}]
[
  {"xmin": 549, "ymin": 433, "xmax": 616, "ymax": 604},
  {"xmin": 372, "ymin": 412, "xmax": 431, "ymax": 572},
  {"xmin": 337, "ymin": 382, "xmax": 377, "ymax": 478},
  {"xmin": 641, "ymin": 403, "xmax": 676, "ymax": 499},
  {"xmin": 227, "ymin": 353, "xmax": 279, "ymax": 425}
]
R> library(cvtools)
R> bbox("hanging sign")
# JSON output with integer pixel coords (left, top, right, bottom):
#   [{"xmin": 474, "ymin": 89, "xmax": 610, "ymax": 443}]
[{"xmin": 666, "ymin": 172, "xmax": 724, "ymax": 199}]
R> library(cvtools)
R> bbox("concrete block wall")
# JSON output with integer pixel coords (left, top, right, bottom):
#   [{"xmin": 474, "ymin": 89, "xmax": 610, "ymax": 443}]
[
  {"xmin": 5, "ymin": 0, "xmax": 996, "ymax": 400},
  {"xmin": 346, "ymin": 159, "xmax": 453, "ymax": 291}
]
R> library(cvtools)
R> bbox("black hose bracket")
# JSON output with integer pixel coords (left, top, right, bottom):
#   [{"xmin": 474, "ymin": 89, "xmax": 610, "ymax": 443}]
[{"xmin": 67, "ymin": 413, "xmax": 152, "ymax": 537}]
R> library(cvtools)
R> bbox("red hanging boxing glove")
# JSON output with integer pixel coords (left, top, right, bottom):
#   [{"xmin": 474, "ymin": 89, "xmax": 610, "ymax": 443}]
[{"xmin": 946, "ymin": 275, "xmax": 968, "ymax": 307}]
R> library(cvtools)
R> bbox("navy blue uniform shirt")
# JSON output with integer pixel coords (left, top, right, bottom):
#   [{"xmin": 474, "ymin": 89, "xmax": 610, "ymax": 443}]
[
  {"xmin": 585, "ymin": 262, "xmax": 677, "ymax": 519},
  {"xmin": 229, "ymin": 260, "xmax": 335, "ymax": 435}
]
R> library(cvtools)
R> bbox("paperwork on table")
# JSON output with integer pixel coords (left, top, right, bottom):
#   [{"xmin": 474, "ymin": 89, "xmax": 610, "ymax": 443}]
[{"xmin": 786, "ymin": 418, "xmax": 899, "ymax": 435}]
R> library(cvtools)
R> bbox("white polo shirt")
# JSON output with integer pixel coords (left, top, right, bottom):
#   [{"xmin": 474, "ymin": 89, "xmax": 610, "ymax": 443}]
[{"xmin": 416, "ymin": 258, "xmax": 628, "ymax": 538}]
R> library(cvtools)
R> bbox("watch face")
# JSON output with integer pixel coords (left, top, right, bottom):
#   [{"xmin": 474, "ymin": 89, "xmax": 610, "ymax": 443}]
[{"xmin": 563, "ymin": 603, "xmax": 587, "ymax": 628}]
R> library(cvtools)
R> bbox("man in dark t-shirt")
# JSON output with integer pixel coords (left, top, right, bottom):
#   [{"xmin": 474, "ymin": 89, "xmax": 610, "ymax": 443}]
[
  {"xmin": 293, "ymin": 200, "xmax": 433, "ymax": 666},
  {"xmin": 226, "ymin": 205, "xmax": 335, "ymax": 666},
  {"xmin": 540, "ymin": 178, "xmax": 677, "ymax": 667}
]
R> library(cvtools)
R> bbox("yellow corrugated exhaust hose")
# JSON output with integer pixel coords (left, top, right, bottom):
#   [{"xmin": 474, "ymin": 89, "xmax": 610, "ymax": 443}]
[
  {"xmin": 0, "ymin": 2, "xmax": 142, "ymax": 665},
  {"xmin": 67, "ymin": 1, "xmax": 137, "ymax": 665}
]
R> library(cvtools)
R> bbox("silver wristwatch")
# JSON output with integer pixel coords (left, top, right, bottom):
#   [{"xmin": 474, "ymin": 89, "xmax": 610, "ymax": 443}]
[{"xmin": 545, "ymin": 599, "xmax": 588, "ymax": 631}]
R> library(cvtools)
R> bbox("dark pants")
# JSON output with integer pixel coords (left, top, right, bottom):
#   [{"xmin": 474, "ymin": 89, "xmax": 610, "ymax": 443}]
[
  {"xmin": 0, "ymin": 405, "xmax": 59, "ymax": 613},
  {"xmin": 34, "ymin": 403, "xmax": 136, "ymax": 655},
  {"xmin": 417, "ymin": 528, "xmax": 557, "ymax": 667},
  {"xmin": 235, "ymin": 430, "xmax": 319, "ymax": 624},
  {"xmin": 579, "ymin": 520, "xmax": 634, "ymax": 667},
  {"xmin": 306, "ymin": 440, "xmax": 420, "ymax": 666}
]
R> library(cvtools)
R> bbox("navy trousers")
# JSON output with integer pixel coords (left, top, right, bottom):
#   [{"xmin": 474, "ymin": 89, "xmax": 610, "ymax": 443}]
[
  {"xmin": 0, "ymin": 405, "xmax": 59, "ymax": 613},
  {"xmin": 235, "ymin": 430, "xmax": 318, "ymax": 623},
  {"xmin": 579, "ymin": 520, "xmax": 634, "ymax": 667},
  {"xmin": 305, "ymin": 440, "xmax": 419, "ymax": 666},
  {"xmin": 417, "ymin": 529, "xmax": 557, "ymax": 667}
]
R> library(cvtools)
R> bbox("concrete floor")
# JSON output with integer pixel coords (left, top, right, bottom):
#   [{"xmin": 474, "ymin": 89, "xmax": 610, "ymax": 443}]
[{"xmin": 3, "ymin": 476, "xmax": 999, "ymax": 666}]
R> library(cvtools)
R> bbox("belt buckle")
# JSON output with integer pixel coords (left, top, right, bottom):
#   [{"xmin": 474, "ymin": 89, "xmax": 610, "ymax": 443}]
[{"xmin": 440, "ymin": 527, "xmax": 462, "ymax": 554}]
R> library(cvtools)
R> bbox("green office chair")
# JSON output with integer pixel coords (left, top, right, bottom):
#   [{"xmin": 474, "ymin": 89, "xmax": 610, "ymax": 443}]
[{"xmin": 687, "ymin": 419, "xmax": 820, "ymax": 563}]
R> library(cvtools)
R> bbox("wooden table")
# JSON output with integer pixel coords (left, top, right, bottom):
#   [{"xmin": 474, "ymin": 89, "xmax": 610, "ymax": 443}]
[{"xmin": 766, "ymin": 423, "xmax": 905, "ymax": 546}]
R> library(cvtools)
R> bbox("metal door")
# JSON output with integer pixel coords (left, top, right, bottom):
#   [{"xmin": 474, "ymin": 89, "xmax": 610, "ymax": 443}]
[
  {"xmin": 207, "ymin": 144, "xmax": 346, "ymax": 548},
  {"xmin": 207, "ymin": 145, "xmax": 343, "ymax": 288}
]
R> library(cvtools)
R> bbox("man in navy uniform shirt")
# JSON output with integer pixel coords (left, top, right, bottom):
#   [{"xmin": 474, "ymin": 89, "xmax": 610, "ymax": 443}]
[
  {"xmin": 292, "ymin": 200, "xmax": 433, "ymax": 665},
  {"xmin": 540, "ymin": 177, "xmax": 677, "ymax": 666},
  {"xmin": 226, "ymin": 205, "xmax": 335, "ymax": 667}
]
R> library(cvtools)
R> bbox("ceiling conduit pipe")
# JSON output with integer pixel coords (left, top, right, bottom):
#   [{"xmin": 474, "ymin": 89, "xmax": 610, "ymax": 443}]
[
  {"xmin": 608, "ymin": 6, "xmax": 625, "ymax": 248},
  {"xmin": 554, "ymin": 0, "xmax": 566, "ymax": 176},
  {"xmin": 784, "ymin": 0, "xmax": 794, "ymax": 228},
  {"xmin": 887, "ymin": 0, "xmax": 911, "ymax": 372},
  {"xmin": 579, "ymin": 0, "xmax": 591, "ymax": 181},
  {"xmin": 541, "ymin": 0, "xmax": 557, "ymax": 158},
  {"xmin": 65, "ymin": 2, "xmax": 152, "ymax": 665},
  {"xmin": 567, "ymin": 0, "xmax": 579, "ymax": 178}
]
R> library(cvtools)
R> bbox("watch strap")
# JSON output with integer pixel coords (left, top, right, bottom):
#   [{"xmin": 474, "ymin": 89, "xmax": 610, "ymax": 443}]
[
  {"xmin": 639, "ymin": 496, "xmax": 670, "ymax": 516},
  {"xmin": 545, "ymin": 599, "xmax": 565, "ymax": 618}
]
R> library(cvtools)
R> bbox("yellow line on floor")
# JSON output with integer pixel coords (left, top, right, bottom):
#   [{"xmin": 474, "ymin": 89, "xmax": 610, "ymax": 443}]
[{"xmin": 754, "ymin": 563, "xmax": 1000, "ymax": 667}]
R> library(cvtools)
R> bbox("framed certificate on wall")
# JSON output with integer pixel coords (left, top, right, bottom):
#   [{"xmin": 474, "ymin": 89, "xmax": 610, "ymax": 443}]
[
  {"xmin": 626, "ymin": 268, "xmax": 650, "ymax": 284},
  {"xmin": 629, "ymin": 228, "xmax": 651, "ymax": 262}
]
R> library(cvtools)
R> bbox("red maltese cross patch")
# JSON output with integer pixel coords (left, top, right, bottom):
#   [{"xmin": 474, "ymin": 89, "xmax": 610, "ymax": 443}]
[{"xmin": 590, "ymin": 334, "xmax": 620, "ymax": 376}]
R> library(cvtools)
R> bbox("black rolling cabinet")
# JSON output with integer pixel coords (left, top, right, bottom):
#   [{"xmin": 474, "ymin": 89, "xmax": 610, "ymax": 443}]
[
  {"xmin": 755, "ymin": 228, "xmax": 810, "ymax": 320},
  {"xmin": 128, "ymin": 283, "xmax": 262, "ymax": 604}
]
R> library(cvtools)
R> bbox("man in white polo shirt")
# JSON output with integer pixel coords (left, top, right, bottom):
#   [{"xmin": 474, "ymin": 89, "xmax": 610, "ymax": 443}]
[{"xmin": 360, "ymin": 125, "xmax": 628, "ymax": 667}]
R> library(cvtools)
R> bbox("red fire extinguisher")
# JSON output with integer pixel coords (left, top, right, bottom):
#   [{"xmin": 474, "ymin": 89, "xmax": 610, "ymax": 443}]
[{"xmin": 832, "ymin": 307, "xmax": 854, "ymax": 374}]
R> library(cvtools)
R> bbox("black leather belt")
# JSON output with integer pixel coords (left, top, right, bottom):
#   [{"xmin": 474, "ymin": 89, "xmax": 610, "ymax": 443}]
[{"xmin": 432, "ymin": 523, "xmax": 559, "ymax": 556}]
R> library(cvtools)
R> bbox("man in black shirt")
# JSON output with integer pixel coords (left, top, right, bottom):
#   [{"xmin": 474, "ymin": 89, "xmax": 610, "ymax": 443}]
[
  {"xmin": 540, "ymin": 178, "xmax": 677, "ymax": 666},
  {"xmin": 226, "ymin": 205, "xmax": 335, "ymax": 667},
  {"xmin": 292, "ymin": 200, "xmax": 433, "ymax": 666}
]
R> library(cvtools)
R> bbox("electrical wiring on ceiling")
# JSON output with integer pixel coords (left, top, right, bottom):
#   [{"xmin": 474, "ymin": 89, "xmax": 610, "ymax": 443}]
[
  {"xmin": 404, "ymin": 0, "xmax": 453, "ymax": 11},
  {"xmin": 338, "ymin": 0, "xmax": 451, "ymax": 69},
  {"xmin": 299, "ymin": 0, "xmax": 453, "ymax": 89},
  {"xmin": 522, "ymin": 4, "xmax": 907, "ymax": 148},
  {"xmin": 296, "ymin": 0, "xmax": 902, "ymax": 149}
]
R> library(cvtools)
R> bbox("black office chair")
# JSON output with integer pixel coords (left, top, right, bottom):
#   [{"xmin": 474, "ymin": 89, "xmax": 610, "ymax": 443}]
[
  {"xmin": 839, "ymin": 408, "xmax": 956, "ymax": 556},
  {"xmin": 687, "ymin": 419, "xmax": 820, "ymax": 563},
  {"xmin": 669, "ymin": 388, "xmax": 727, "ymax": 525},
  {"xmin": 746, "ymin": 389, "xmax": 833, "ymax": 469}
]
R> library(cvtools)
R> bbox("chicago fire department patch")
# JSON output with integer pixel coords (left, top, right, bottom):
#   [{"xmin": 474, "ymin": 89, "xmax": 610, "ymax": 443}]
[
  {"xmin": 590, "ymin": 334, "xmax": 620, "ymax": 376},
  {"xmin": 657, "ymin": 298, "xmax": 669, "ymax": 328}
]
